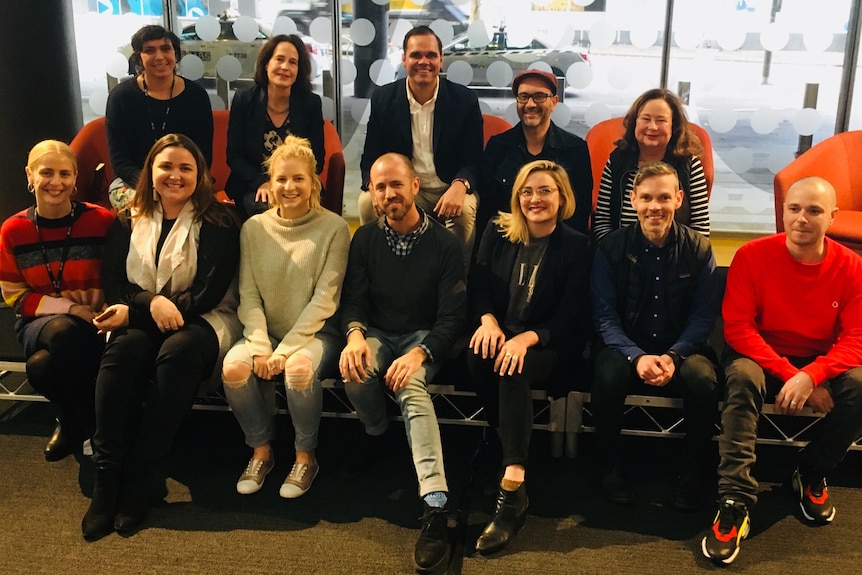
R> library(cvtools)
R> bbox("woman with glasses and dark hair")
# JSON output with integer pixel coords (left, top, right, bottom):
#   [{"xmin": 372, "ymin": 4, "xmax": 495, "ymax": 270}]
[
  {"xmin": 105, "ymin": 24, "xmax": 213, "ymax": 210},
  {"xmin": 0, "ymin": 140, "xmax": 113, "ymax": 461},
  {"xmin": 593, "ymin": 88, "xmax": 708, "ymax": 243},
  {"xmin": 225, "ymin": 34, "xmax": 324, "ymax": 218},
  {"xmin": 467, "ymin": 160, "xmax": 592, "ymax": 556},
  {"xmin": 81, "ymin": 133, "xmax": 241, "ymax": 542}
]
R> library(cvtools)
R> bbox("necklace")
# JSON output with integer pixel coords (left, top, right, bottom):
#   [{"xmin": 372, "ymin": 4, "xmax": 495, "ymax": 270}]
[
  {"xmin": 142, "ymin": 73, "xmax": 176, "ymax": 138},
  {"xmin": 33, "ymin": 202, "xmax": 76, "ymax": 296},
  {"xmin": 267, "ymin": 103, "xmax": 289, "ymax": 115}
]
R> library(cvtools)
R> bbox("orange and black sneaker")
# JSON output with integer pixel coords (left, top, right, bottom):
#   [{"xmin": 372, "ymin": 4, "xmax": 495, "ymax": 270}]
[
  {"xmin": 701, "ymin": 497, "xmax": 750, "ymax": 565},
  {"xmin": 792, "ymin": 467, "xmax": 836, "ymax": 524}
]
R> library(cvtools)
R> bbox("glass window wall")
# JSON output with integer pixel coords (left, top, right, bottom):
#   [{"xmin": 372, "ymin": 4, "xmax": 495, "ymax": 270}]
[{"xmin": 71, "ymin": 0, "xmax": 860, "ymax": 232}]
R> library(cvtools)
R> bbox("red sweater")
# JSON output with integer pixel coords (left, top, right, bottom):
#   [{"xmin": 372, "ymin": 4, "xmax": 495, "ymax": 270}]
[
  {"xmin": 723, "ymin": 233, "xmax": 862, "ymax": 385},
  {"xmin": 0, "ymin": 202, "xmax": 114, "ymax": 317}
]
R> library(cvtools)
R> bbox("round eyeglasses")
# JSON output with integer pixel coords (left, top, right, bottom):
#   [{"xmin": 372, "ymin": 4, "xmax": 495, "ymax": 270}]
[{"xmin": 519, "ymin": 187, "xmax": 557, "ymax": 198}]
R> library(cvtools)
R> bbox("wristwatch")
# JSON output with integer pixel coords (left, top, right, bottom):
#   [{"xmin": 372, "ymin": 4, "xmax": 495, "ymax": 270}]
[{"xmin": 453, "ymin": 178, "xmax": 472, "ymax": 194}]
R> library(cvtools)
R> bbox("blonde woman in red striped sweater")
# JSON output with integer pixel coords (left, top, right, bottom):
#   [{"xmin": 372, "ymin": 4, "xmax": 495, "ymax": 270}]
[{"xmin": 0, "ymin": 140, "xmax": 113, "ymax": 461}]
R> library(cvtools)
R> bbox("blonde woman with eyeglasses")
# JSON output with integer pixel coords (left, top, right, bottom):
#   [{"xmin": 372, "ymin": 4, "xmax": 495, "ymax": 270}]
[{"xmin": 467, "ymin": 159, "xmax": 592, "ymax": 555}]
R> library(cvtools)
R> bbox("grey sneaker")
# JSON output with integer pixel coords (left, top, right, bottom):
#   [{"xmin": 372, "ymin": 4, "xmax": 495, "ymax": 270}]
[
  {"xmin": 236, "ymin": 458, "xmax": 275, "ymax": 495},
  {"xmin": 279, "ymin": 462, "xmax": 319, "ymax": 499}
]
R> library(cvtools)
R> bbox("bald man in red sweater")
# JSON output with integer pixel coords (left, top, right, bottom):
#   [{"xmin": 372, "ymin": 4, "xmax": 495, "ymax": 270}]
[{"xmin": 703, "ymin": 177, "xmax": 862, "ymax": 565}]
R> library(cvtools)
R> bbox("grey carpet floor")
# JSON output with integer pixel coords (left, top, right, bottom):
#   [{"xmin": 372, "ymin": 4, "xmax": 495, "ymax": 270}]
[{"xmin": 2, "ymin": 403, "xmax": 862, "ymax": 575}]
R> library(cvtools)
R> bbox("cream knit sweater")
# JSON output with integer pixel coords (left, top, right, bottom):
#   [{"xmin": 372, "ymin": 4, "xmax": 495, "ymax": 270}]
[{"xmin": 237, "ymin": 207, "xmax": 350, "ymax": 359}]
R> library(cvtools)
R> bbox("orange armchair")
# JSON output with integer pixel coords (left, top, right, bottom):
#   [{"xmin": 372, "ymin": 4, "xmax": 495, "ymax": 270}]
[
  {"xmin": 482, "ymin": 114, "xmax": 513, "ymax": 146},
  {"xmin": 320, "ymin": 119, "xmax": 345, "ymax": 216},
  {"xmin": 69, "ymin": 117, "xmax": 114, "ymax": 210},
  {"xmin": 774, "ymin": 131, "xmax": 862, "ymax": 254},
  {"xmin": 72, "ymin": 111, "xmax": 345, "ymax": 216},
  {"xmin": 212, "ymin": 110, "xmax": 344, "ymax": 215},
  {"xmin": 585, "ymin": 117, "xmax": 714, "ymax": 212}
]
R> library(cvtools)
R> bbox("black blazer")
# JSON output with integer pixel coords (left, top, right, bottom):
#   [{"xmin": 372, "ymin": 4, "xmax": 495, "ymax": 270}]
[
  {"xmin": 224, "ymin": 85, "xmax": 324, "ymax": 201},
  {"xmin": 468, "ymin": 221, "xmax": 592, "ymax": 352},
  {"xmin": 359, "ymin": 77, "xmax": 483, "ymax": 190}
]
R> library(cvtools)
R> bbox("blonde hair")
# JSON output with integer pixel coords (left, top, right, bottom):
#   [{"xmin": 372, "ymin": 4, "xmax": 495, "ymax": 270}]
[
  {"xmin": 494, "ymin": 160, "xmax": 575, "ymax": 245},
  {"xmin": 263, "ymin": 135, "xmax": 323, "ymax": 211},
  {"xmin": 27, "ymin": 140, "xmax": 77, "ymax": 174}
]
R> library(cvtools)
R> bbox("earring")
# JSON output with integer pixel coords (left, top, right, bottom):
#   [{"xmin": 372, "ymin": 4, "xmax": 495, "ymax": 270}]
[
  {"xmin": 153, "ymin": 187, "xmax": 159, "ymax": 202},
  {"xmin": 27, "ymin": 181, "xmax": 34, "ymax": 194}
]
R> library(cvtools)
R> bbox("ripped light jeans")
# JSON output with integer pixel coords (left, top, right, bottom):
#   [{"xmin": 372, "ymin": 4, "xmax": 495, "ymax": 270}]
[{"xmin": 223, "ymin": 331, "xmax": 339, "ymax": 452}]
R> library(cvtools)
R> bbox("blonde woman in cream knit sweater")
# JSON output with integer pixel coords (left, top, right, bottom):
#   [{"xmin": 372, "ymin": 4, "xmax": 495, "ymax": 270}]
[{"xmin": 222, "ymin": 135, "xmax": 349, "ymax": 498}]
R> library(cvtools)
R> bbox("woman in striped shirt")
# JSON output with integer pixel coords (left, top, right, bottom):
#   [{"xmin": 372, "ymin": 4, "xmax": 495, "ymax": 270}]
[
  {"xmin": 0, "ymin": 140, "xmax": 113, "ymax": 461},
  {"xmin": 593, "ymin": 88, "xmax": 709, "ymax": 243}
]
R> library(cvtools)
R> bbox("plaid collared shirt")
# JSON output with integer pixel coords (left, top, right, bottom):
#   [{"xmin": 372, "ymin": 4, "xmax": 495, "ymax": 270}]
[{"xmin": 382, "ymin": 208, "xmax": 430, "ymax": 257}]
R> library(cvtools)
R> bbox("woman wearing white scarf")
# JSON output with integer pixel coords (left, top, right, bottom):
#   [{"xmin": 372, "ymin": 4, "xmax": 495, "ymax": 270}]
[{"xmin": 82, "ymin": 134, "xmax": 241, "ymax": 542}]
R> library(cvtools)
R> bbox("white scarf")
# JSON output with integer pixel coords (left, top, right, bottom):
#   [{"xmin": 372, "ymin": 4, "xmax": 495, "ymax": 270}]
[{"xmin": 126, "ymin": 201, "xmax": 200, "ymax": 295}]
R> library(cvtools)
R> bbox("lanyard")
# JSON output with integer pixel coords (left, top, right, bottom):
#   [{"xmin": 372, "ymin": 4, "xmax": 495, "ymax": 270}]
[{"xmin": 34, "ymin": 202, "xmax": 76, "ymax": 296}]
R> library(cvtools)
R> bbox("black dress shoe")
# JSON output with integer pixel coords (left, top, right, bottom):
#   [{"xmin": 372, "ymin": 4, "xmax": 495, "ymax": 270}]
[
  {"xmin": 44, "ymin": 420, "xmax": 79, "ymax": 462},
  {"xmin": 414, "ymin": 503, "xmax": 450, "ymax": 573},
  {"xmin": 475, "ymin": 483, "xmax": 528, "ymax": 555},
  {"xmin": 601, "ymin": 465, "xmax": 634, "ymax": 505}
]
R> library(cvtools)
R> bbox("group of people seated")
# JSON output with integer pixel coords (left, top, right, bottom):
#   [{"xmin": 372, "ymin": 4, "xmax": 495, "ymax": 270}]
[{"xmin": 1, "ymin": 22, "xmax": 861, "ymax": 574}]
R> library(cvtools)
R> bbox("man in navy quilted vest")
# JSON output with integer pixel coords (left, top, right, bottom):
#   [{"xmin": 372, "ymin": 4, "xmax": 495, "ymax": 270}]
[{"xmin": 590, "ymin": 161, "xmax": 720, "ymax": 511}]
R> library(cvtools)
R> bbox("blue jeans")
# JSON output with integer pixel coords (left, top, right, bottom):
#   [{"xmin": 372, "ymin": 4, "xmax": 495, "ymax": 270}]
[
  {"xmin": 719, "ymin": 349, "xmax": 862, "ymax": 506},
  {"xmin": 223, "ymin": 331, "xmax": 340, "ymax": 452},
  {"xmin": 343, "ymin": 328, "xmax": 448, "ymax": 497}
]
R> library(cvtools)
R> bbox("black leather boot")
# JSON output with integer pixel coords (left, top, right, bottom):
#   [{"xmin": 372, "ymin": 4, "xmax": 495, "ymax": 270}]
[
  {"xmin": 82, "ymin": 466, "xmax": 121, "ymax": 541},
  {"xmin": 44, "ymin": 417, "xmax": 84, "ymax": 462},
  {"xmin": 114, "ymin": 464, "xmax": 148, "ymax": 535},
  {"xmin": 475, "ymin": 483, "xmax": 528, "ymax": 555}
]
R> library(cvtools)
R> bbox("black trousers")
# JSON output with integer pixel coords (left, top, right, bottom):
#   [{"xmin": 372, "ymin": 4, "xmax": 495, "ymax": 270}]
[
  {"xmin": 23, "ymin": 315, "xmax": 104, "ymax": 434},
  {"xmin": 91, "ymin": 318, "xmax": 218, "ymax": 469},
  {"xmin": 468, "ymin": 347, "xmax": 557, "ymax": 469}
]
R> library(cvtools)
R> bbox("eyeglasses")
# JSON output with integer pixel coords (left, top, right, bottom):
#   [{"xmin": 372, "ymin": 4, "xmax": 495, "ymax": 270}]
[
  {"xmin": 519, "ymin": 187, "xmax": 557, "ymax": 198},
  {"xmin": 515, "ymin": 92, "xmax": 552, "ymax": 104}
]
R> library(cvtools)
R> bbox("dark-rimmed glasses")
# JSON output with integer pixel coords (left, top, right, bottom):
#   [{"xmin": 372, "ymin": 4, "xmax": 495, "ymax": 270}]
[{"xmin": 516, "ymin": 92, "xmax": 552, "ymax": 104}]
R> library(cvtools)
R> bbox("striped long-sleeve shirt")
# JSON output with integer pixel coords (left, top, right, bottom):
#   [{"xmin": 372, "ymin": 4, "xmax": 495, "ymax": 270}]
[
  {"xmin": 0, "ymin": 202, "xmax": 114, "ymax": 317},
  {"xmin": 594, "ymin": 154, "xmax": 709, "ymax": 243}
]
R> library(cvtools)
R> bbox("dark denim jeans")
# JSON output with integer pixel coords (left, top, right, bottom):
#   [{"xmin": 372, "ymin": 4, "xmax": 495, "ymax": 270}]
[
  {"xmin": 718, "ymin": 348, "xmax": 862, "ymax": 506},
  {"xmin": 591, "ymin": 345, "xmax": 719, "ymax": 470}
]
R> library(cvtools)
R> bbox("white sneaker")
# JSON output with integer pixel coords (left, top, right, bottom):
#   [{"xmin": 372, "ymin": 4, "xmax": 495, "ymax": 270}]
[{"xmin": 236, "ymin": 457, "xmax": 275, "ymax": 495}]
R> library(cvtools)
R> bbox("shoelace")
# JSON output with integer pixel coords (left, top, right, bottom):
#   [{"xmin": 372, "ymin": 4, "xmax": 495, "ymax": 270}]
[
  {"xmin": 808, "ymin": 477, "xmax": 827, "ymax": 498},
  {"xmin": 245, "ymin": 459, "xmax": 265, "ymax": 475},
  {"xmin": 288, "ymin": 464, "xmax": 308, "ymax": 480},
  {"xmin": 718, "ymin": 500, "xmax": 744, "ymax": 534}
]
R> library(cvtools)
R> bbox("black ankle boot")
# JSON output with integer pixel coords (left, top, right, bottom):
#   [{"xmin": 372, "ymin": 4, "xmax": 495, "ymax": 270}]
[
  {"xmin": 114, "ymin": 465, "xmax": 148, "ymax": 535},
  {"xmin": 475, "ymin": 483, "xmax": 528, "ymax": 555},
  {"xmin": 82, "ymin": 466, "xmax": 121, "ymax": 541}
]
